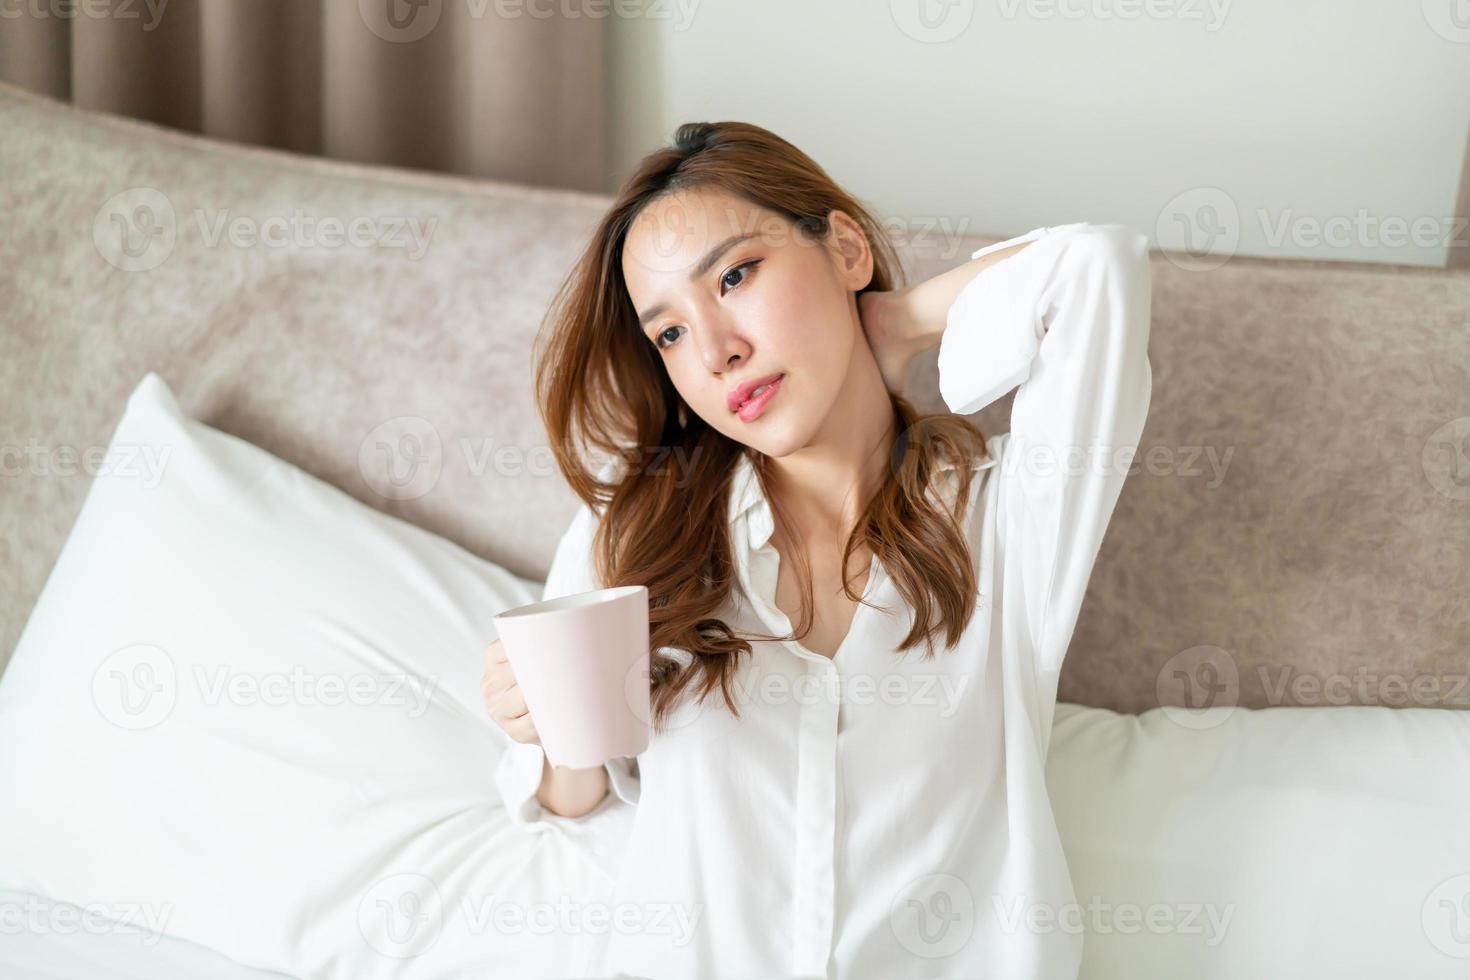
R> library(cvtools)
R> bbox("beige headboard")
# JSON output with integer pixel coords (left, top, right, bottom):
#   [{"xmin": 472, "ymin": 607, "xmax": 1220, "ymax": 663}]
[{"xmin": 3, "ymin": 82, "xmax": 1466, "ymax": 711}]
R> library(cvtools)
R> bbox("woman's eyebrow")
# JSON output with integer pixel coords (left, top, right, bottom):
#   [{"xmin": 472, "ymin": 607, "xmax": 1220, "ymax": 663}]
[{"xmin": 637, "ymin": 232, "xmax": 759, "ymax": 328}]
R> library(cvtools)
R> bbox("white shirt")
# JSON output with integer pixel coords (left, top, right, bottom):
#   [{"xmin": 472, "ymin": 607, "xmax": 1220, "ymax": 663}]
[{"xmin": 496, "ymin": 221, "xmax": 1154, "ymax": 979}]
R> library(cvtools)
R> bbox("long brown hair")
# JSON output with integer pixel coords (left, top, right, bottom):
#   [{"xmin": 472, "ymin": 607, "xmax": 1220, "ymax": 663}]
[{"xmin": 533, "ymin": 121, "xmax": 989, "ymax": 733}]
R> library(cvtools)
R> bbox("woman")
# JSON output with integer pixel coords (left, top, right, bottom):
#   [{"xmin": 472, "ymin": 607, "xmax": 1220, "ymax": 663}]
[{"xmin": 482, "ymin": 121, "xmax": 1153, "ymax": 979}]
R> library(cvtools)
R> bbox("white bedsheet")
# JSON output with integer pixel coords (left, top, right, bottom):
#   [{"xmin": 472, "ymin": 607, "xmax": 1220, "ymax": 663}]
[
  {"xmin": 5, "ymin": 700, "xmax": 1469, "ymax": 979},
  {"xmin": 0, "ymin": 888, "xmax": 297, "ymax": 980}
]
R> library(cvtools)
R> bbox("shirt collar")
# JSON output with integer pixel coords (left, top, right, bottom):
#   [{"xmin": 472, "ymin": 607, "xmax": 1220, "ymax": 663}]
[
  {"xmin": 728, "ymin": 449, "xmax": 993, "ymax": 553},
  {"xmin": 728, "ymin": 452, "xmax": 775, "ymax": 551}
]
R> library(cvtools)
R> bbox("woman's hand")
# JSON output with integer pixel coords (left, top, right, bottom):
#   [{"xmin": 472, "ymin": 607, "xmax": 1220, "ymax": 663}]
[
  {"xmin": 483, "ymin": 637, "xmax": 611, "ymax": 818},
  {"xmin": 858, "ymin": 287, "xmax": 926, "ymax": 395},
  {"xmin": 482, "ymin": 638, "xmax": 539, "ymax": 746},
  {"xmin": 860, "ymin": 239, "xmax": 1039, "ymax": 396}
]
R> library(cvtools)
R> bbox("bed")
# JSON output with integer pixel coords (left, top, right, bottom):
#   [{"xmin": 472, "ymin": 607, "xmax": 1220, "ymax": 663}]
[{"xmin": 2, "ymin": 81, "xmax": 1468, "ymax": 979}]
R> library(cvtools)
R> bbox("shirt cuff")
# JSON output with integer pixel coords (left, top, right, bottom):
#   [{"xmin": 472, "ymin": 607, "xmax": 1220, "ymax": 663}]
[
  {"xmin": 605, "ymin": 754, "xmax": 641, "ymax": 807},
  {"xmin": 493, "ymin": 740, "xmax": 549, "ymax": 826},
  {"xmin": 937, "ymin": 224, "xmax": 1083, "ymax": 416},
  {"xmin": 494, "ymin": 740, "xmax": 641, "ymax": 825}
]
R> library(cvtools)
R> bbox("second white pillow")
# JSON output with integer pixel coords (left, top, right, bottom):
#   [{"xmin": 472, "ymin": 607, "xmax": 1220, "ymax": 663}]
[{"xmin": 0, "ymin": 372, "xmax": 623, "ymax": 979}]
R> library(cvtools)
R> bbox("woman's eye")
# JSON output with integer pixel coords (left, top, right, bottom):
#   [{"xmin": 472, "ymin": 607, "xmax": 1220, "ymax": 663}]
[
  {"xmin": 653, "ymin": 260, "xmax": 760, "ymax": 351},
  {"xmin": 721, "ymin": 259, "xmax": 759, "ymax": 293}
]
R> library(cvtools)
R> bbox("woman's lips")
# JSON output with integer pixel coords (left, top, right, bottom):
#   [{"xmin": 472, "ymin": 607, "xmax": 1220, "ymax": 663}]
[
  {"xmin": 736, "ymin": 374, "xmax": 783, "ymax": 422},
  {"xmin": 728, "ymin": 372, "xmax": 784, "ymax": 413}
]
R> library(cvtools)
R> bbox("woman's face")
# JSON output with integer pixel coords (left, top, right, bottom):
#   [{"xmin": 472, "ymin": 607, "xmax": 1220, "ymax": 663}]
[{"xmin": 620, "ymin": 187, "xmax": 874, "ymax": 459}]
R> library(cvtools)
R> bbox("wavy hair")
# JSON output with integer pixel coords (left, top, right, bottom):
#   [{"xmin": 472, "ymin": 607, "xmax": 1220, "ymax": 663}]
[{"xmin": 533, "ymin": 121, "xmax": 989, "ymax": 733}]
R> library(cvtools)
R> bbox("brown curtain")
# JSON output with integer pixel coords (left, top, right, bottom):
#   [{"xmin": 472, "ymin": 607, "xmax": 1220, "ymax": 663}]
[
  {"xmin": 1456, "ymin": 132, "xmax": 1470, "ymax": 270},
  {"xmin": 0, "ymin": 0, "xmax": 606, "ymax": 193}
]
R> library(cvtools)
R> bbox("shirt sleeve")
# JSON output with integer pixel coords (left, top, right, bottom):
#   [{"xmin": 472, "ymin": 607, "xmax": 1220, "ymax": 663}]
[
  {"xmin": 492, "ymin": 457, "xmax": 643, "ymax": 827},
  {"xmin": 936, "ymin": 222, "xmax": 1153, "ymax": 678}
]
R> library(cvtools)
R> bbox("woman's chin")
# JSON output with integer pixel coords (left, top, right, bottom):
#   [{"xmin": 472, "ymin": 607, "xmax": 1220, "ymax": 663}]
[{"xmin": 740, "ymin": 421, "xmax": 813, "ymax": 458}]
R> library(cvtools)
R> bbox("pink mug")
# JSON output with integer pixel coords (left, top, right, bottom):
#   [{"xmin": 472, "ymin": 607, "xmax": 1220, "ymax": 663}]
[{"xmin": 493, "ymin": 585, "xmax": 651, "ymax": 769}]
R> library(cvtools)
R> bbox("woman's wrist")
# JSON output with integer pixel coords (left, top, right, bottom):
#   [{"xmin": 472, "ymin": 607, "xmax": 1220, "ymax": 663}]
[
  {"xmin": 897, "ymin": 239, "xmax": 1040, "ymax": 359},
  {"xmin": 888, "ymin": 282, "xmax": 947, "ymax": 361},
  {"xmin": 536, "ymin": 754, "xmax": 610, "ymax": 818}
]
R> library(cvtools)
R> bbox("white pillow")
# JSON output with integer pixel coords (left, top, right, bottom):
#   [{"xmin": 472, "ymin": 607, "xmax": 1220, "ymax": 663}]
[
  {"xmin": 0, "ymin": 373, "xmax": 623, "ymax": 979},
  {"xmin": 1046, "ymin": 702, "xmax": 1470, "ymax": 978}
]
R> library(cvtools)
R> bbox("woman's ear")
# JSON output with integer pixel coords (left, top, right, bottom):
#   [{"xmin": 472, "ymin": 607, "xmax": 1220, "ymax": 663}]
[{"xmin": 826, "ymin": 208, "xmax": 874, "ymax": 291}]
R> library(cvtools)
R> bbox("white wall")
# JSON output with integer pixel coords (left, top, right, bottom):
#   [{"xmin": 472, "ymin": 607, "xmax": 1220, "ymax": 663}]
[{"xmin": 607, "ymin": 0, "xmax": 1470, "ymax": 268}]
